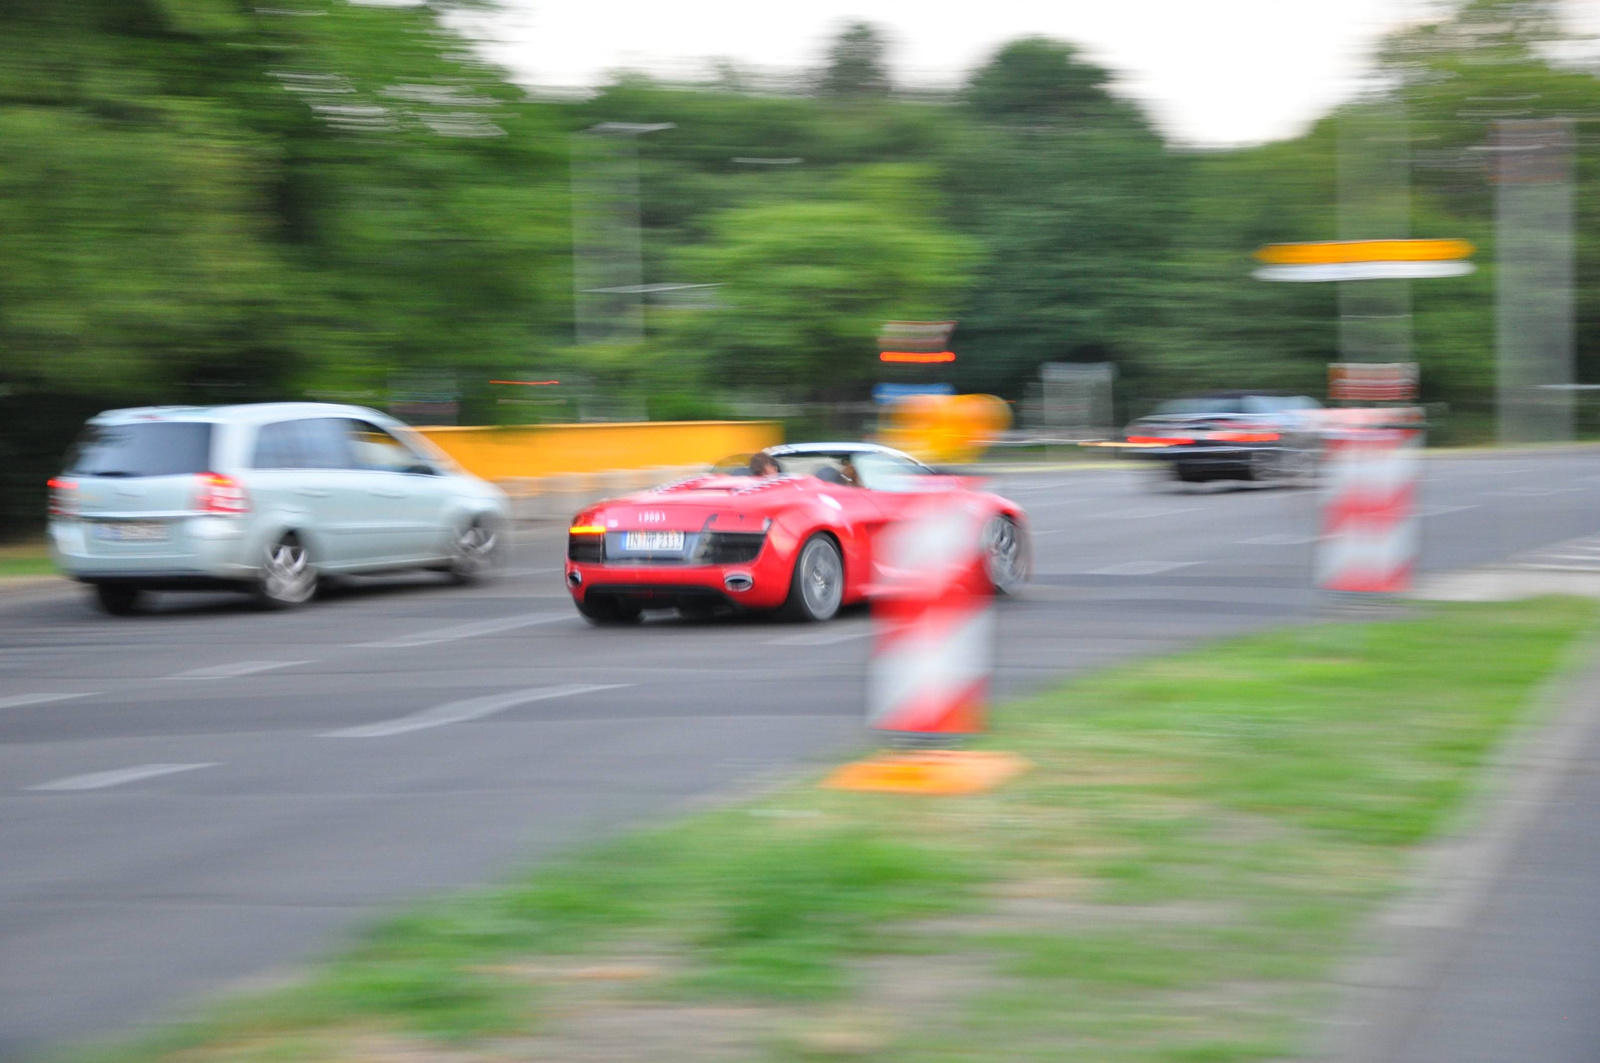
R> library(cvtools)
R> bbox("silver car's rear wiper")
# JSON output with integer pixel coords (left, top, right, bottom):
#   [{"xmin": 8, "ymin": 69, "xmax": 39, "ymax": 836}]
[{"xmin": 85, "ymin": 470, "xmax": 135, "ymax": 477}]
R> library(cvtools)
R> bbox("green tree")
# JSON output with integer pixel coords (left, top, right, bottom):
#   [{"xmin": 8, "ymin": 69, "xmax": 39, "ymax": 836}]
[
  {"xmin": 0, "ymin": 0, "xmax": 574, "ymax": 534},
  {"xmin": 1377, "ymin": 0, "xmax": 1600, "ymax": 418},
  {"xmin": 817, "ymin": 22, "xmax": 893, "ymax": 98},
  {"xmin": 943, "ymin": 39, "xmax": 1184, "ymax": 398},
  {"xmin": 669, "ymin": 167, "xmax": 975, "ymax": 397},
  {"xmin": 965, "ymin": 37, "xmax": 1124, "ymax": 124}
]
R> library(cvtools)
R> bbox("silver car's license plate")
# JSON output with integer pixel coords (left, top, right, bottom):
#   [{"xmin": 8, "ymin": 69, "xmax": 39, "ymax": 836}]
[
  {"xmin": 95, "ymin": 521, "xmax": 169, "ymax": 542},
  {"xmin": 623, "ymin": 530, "xmax": 684, "ymax": 552}
]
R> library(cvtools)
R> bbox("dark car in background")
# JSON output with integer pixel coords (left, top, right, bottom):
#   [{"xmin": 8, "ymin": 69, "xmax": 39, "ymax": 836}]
[{"xmin": 1122, "ymin": 392, "xmax": 1325, "ymax": 485}]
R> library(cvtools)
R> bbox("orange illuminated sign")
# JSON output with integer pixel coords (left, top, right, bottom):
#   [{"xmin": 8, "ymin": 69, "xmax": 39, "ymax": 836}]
[{"xmin": 880, "ymin": 351, "xmax": 956, "ymax": 364}]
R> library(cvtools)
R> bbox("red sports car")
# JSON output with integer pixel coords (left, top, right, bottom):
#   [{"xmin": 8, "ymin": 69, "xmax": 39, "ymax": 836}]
[{"xmin": 564, "ymin": 443, "xmax": 1031, "ymax": 623}]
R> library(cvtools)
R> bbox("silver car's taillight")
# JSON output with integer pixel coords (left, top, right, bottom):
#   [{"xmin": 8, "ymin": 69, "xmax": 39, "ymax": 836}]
[{"xmin": 195, "ymin": 473, "xmax": 250, "ymax": 515}]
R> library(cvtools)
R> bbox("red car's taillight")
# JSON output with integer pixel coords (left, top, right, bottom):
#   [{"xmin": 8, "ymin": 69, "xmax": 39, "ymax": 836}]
[
  {"xmin": 47, "ymin": 477, "xmax": 77, "ymax": 518},
  {"xmin": 196, "ymin": 472, "xmax": 249, "ymax": 515}
]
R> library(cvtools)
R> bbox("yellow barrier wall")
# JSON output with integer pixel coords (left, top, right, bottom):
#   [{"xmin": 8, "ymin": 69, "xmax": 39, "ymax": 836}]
[{"xmin": 414, "ymin": 421, "xmax": 784, "ymax": 482}]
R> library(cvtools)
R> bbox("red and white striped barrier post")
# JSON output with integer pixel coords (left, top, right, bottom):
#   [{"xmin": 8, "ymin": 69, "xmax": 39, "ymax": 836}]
[
  {"xmin": 1315, "ymin": 427, "xmax": 1424, "ymax": 594},
  {"xmin": 822, "ymin": 495, "xmax": 1027, "ymax": 794},
  {"xmin": 865, "ymin": 496, "xmax": 996, "ymax": 741}
]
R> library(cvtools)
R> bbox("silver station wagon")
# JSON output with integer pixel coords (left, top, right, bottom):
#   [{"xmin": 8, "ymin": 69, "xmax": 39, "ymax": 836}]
[{"xmin": 48, "ymin": 403, "xmax": 509, "ymax": 614}]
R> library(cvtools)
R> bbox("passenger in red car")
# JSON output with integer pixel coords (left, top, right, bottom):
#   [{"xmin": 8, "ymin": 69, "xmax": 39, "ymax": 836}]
[{"xmin": 750, "ymin": 452, "xmax": 780, "ymax": 477}]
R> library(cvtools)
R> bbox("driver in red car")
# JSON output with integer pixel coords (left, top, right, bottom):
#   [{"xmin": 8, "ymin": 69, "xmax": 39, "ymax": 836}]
[{"xmin": 749, "ymin": 452, "xmax": 781, "ymax": 477}]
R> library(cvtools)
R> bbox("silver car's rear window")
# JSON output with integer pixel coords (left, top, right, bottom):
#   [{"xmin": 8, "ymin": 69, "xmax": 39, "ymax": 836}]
[{"xmin": 64, "ymin": 422, "xmax": 214, "ymax": 478}]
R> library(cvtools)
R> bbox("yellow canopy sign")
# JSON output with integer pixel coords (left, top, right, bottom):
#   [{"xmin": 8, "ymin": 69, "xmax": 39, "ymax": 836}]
[
  {"xmin": 1254, "ymin": 239, "xmax": 1474, "ymax": 265},
  {"xmin": 1253, "ymin": 238, "xmax": 1475, "ymax": 282}
]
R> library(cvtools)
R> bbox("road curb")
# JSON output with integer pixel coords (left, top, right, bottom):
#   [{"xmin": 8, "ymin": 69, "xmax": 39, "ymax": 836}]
[
  {"xmin": 1421, "ymin": 440, "xmax": 1600, "ymax": 459},
  {"xmin": 1310, "ymin": 624, "xmax": 1600, "ymax": 1062},
  {"xmin": 0, "ymin": 575, "xmax": 70, "ymax": 598},
  {"xmin": 1412, "ymin": 566, "xmax": 1600, "ymax": 601}
]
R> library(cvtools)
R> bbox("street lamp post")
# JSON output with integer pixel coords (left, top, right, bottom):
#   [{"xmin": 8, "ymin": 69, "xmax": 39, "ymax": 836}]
[{"xmin": 571, "ymin": 122, "xmax": 674, "ymax": 346}]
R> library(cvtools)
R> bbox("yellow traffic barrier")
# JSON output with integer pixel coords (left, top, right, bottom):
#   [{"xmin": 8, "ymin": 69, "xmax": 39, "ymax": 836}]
[
  {"xmin": 414, "ymin": 420, "xmax": 783, "ymax": 482},
  {"xmin": 876, "ymin": 394, "xmax": 1011, "ymax": 465}
]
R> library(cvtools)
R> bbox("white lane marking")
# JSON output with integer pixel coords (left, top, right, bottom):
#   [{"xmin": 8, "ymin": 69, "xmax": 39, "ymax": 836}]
[
  {"xmin": 170, "ymin": 660, "xmax": 310, "ymax": 680},
  {"xmin": 765, "ymin": 627, "xmax": 875, "ymax": 647},
  {"xmin": 1000, "ymin": 481, "xmax": 1098, "ymax": 492},
  {"xmin": 1027, "ymin": 505, "xmax": 1201, "ymax": 533},
  {"xmin": 1091, "ymin": 506, "xmax": 1203, "ymax": 520},
  {"xmin": 322, "ymin": 683, "xmax": 629, "ymax": 738},
  {"xmin": 30, "ymin": 763, "xmax": 219, "ymax": 792},
  {"xmin": 354, "ymin": 612, "xmax": 569, "ymax": 649},
  {"xmin": 1236, "ymin": 505, "xmax": 1478, "ymax": 540},
  {"xmin": 0, "ymin": 692, "xmax": 99, "ymax": 709},
  {"xmin": 1082, "ymin": 560, "xmax": 1202, "ymax": 576},
  {"xmin": 1483, "ymin": 487, "xmax": 1587, "ymax": 497},
  {"xmin": 503, "ymin": 566, "xmax": 560, "ymax": 578},
  {"xmin": 1237, "ymin": 533, "xmax": 1318, "ymax": 545},
  {"xmin": 1018, "ymin": 496, "xmax": 1104, "ymax": 509}
]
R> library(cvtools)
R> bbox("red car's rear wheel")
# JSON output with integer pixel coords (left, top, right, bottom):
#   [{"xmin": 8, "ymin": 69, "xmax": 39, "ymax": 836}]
[
  {"xmin": 983, "ymin": 515, "xmax": 1029, "ymax": 595},
  {"xmin": 778, "ymin": 534, "xmax": 844, "ymax": 622}
]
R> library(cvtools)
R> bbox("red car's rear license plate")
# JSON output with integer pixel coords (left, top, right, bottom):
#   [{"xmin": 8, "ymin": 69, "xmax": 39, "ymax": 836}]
[{"xmin": 623, "ymin": 531, "xmax": 684, "ymax": 552}]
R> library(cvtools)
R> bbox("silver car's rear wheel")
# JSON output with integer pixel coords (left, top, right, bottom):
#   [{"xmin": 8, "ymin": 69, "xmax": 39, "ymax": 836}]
[
  {"xmin": 255, "ymin": 534, "xmax": 317, "ymax": 609},
  {"xmin": 93, "ymin": 584, "xmax": 145, "ymax": 616}
]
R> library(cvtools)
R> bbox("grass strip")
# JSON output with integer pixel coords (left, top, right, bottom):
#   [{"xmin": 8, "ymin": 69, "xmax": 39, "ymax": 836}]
[
  {"xmin": 0, "ymin": 541, "xmax": 53, "ymax": 578},
  {"xmin": 60, "ymin": 598, "xmax": 1594, "ymax": 1063}
]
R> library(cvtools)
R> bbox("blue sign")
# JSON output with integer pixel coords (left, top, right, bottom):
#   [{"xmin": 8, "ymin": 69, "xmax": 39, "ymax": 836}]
[{"xmin": 873, "ymin": 382, "xmax": 955, "ymax": 405}]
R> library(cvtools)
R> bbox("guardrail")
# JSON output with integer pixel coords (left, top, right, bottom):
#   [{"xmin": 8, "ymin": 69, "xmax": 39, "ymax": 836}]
[{"xmin": 414, "ymin": 420, "xmax": 783, "ymax": 521}]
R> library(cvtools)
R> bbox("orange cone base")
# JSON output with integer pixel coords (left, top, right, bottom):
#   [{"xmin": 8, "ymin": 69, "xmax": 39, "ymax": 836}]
[{"xmin": 821, "ymin": 750, "xmax": 1029, "ymax": 795}]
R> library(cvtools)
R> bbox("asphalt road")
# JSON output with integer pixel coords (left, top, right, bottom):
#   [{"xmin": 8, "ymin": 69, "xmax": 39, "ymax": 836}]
[{"xmin": 3, "ymin": 450, "xmax": 1600, "ymax": 1059}]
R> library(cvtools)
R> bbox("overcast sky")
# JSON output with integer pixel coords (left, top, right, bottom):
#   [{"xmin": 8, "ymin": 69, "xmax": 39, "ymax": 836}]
[{"xmin": 438, "ymin": 0, "xmax": 1597, "ymax": 147}]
